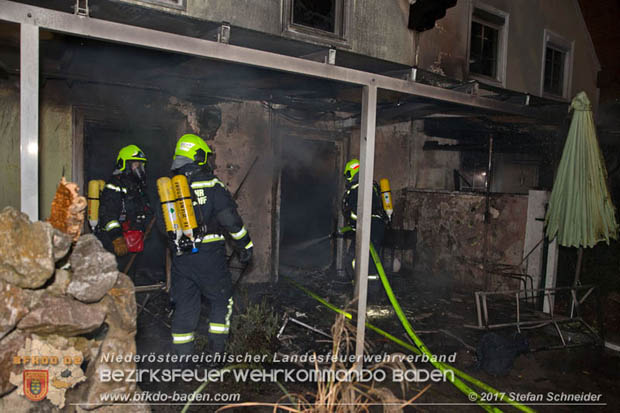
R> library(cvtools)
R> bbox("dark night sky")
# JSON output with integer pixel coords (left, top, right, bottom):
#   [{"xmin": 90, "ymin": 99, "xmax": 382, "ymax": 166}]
[{"xmin": 578, "ymin": 0, "xmax": 620, "ymax": 103}]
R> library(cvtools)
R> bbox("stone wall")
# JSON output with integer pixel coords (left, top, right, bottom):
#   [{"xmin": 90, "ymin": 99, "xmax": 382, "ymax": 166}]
[
  {"xmin": 394, "ymin": 189, "xmax": 528, "ymax": 290},
  {"xmin": 0, "ymin": 207, "xmax": 148, "ymax": 412}
]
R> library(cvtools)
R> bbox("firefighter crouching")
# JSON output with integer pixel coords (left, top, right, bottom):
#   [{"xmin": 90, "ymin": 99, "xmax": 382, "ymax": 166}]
[
  {"xmin": 96, "ymin": 144, "xmax": 152, "ymax": 268},
  {"xmin": 163, "ymin": 133, "xmax": 253, "ymax": 356}
]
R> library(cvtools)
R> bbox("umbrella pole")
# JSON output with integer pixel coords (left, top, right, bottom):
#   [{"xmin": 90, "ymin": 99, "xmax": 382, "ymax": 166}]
[
  {"xmin": 570, "ymin": 247, "xmax": 584, "ymax": 318},
  {"xmin": 573, "ymin": 247, "xmax": 584, "ymax": 286}
]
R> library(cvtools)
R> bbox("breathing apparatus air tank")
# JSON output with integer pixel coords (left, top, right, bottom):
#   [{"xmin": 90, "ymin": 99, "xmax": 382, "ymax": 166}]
[
  {"xmin": 157, "ymin": 177, "xmax": 182, "ymax": 252},
  {"xmin": 171, "ymin": 174, "xmax": 199, "ymax": 253},
  {"xmin": 87, "ymin": 179, "xmax": 105, "ymax": 229},
  {"xmin": 379, "ymin": 178, "xmax": 393, "ymax": 221}
]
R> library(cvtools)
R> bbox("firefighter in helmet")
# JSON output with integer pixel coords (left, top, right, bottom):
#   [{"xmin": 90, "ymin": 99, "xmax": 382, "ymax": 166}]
[
  {"xmin": 341, "ymin": 158, "xmax": 388, "ymax": 296},
  {"xmin": 97, "ymin": 144, "xmax": 152, "ymax": 267},
  {"xmin": 168, "ymin": 133, "xmax": 253, "ymax": 356}
]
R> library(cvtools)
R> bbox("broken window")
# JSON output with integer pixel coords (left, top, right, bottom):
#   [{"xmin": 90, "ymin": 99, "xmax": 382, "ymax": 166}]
[
  {"xmin": 137, "ymin": 0, "xmax": 185, "ymax": 10},
  {"xmin": 468, "ymin": 6, "xmax": 507, "ymax": 83},
  {"xmin": 542, "ymin": 30, "xmax": 573, "ymax": 99},
  {"xmin": 293, "ymin": 0, "xmax": 336, "ymax": 33},
  {"xmin": 284, "ymin": 0, "xmax": 348, "ymax": 45}
]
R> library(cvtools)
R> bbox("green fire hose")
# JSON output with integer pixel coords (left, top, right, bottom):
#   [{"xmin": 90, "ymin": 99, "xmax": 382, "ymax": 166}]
[
  {"xmin": 283, "ymin": 236, "xmax": 536, "ymax": 413},
  {"xmin": 369, "ymin": 242, "xmax": 535, "ymax": 413}
]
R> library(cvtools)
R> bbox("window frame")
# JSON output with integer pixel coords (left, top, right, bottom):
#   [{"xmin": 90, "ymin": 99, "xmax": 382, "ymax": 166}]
[
  {"xmin": 540, "ymin": 29, "xmax": 574, "ymax": 100},
  {"xmin": 134, "ymin": 0, "xmax": 186, "ymax": 11},
  {"xmin": 466, "ymin": 2, "xmax": 509, "ymax": 87},
  {"xmin": 282, "ymin": 0, "xmax": 350, "ymax": 48}
]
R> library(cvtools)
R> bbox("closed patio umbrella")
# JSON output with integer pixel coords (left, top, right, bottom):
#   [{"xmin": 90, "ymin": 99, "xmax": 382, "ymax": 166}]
[{"xmin": 545, "ymin": 91, "xmax": 618, "ymax": 285}]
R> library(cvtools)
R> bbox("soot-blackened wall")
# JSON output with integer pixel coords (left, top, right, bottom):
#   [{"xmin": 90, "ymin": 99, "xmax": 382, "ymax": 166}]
[{"xmin": 395, "ymin": 189, "xmax": 528, "ymax": 289}]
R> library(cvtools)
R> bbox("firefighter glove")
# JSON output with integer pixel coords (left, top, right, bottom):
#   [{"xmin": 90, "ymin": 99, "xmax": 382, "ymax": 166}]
[
  {"xmin": 112, "ymin": 236, "xmax": 129, "ymax": 256},
  {"xmin": 238, "ymin": 247, "xmax": 253, "ymax": 265},
  {"xmin": 167, "ymin": 238, "xmax": 178, "ymax": 254}
]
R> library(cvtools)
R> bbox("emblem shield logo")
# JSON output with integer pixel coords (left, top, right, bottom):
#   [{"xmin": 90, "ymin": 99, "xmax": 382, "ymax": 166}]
[{"xmin": 23, "ymin": 370, "xmax": 48, "ymax": 402}]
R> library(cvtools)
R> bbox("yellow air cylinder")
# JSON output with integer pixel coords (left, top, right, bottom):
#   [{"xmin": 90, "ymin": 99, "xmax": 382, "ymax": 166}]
[
  {"xmin": 379, "ymin": 178, "xmax": 393, "ymax": 220},
  {"xmin": 87, "ymin": 179, "xmax": 104, "ymax": 229},
  {"xmin": 157, "ymin": 177, "xmax": 181, "ymax": 236},
  {"xmin": 171, "ymin": 174, "xmax": 197, "ymax": 237}
]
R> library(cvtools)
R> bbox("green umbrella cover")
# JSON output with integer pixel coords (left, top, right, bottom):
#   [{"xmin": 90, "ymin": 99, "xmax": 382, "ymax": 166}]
[{"xmin": 545, "ymin": 91, "xmax": 618, "ymax": 248}]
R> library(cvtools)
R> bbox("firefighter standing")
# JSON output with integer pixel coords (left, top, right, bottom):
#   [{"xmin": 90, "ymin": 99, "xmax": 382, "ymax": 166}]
[
  {"xmin": 167, "ymin": 133, "xmax": 253, "ymax": 356},
  {"xmin": 97, "ymin": 144, "xmax": 152, "ymax": 268},
  {"xmin": 341, "ymin": 158, "xmax": 388, "ymax": 296}
]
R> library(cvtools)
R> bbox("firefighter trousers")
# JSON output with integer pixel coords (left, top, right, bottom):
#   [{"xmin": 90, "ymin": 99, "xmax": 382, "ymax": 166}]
[
  {"xmin": 170, "ymin": 242, "xmax": 233, "ymax": 356},
  {"xmin": 345, "ymin": 217, "xmax": 386, "ymax": 299}
]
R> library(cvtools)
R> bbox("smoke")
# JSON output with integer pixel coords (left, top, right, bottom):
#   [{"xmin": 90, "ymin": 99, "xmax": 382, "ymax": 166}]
[
  {"xmin": 37, "ymin": 30, "xmax": 365, "ymax": 275},
  {"xmin": 277, "ymin": 128, "xmax": 341, "ymax": 269}
]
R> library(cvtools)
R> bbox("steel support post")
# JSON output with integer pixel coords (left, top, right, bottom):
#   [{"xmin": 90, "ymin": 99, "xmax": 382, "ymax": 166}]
[
  {"xmin": 482, "ymin": 135, "xmax": 493, "ymax": 290},
  {"xmin": 354, "ymin": 84, "xmax": 377, "ymax": 368},
  {"xmin": 20, "ymin": 23, "xmax": 39, "ymax": 220}
]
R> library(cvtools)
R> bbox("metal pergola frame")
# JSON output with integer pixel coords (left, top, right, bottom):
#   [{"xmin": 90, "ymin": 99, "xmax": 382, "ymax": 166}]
[{"xmin": 0, "ymin": 0, "xmax": 554, "ymax": 365}]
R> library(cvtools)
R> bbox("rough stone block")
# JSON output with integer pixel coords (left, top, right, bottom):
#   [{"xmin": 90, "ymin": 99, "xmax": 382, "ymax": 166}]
[
  {"xmin": 0, "ymin": 280, "xmax": 30, "ymax": 340},
  {"xmin": 17, "ymin": 295, "xmax": 105, "ymax": 336},
  {"xmin": 0, "ymin": 329, "xmax": 31, "ymax": 396},
  {"xmin": 68, "ymin": 235, "xmax": 118, "ymax": 303},
  {"xmin": 0, "ymin": 207, "xmax": 55, "ymax": 289}
]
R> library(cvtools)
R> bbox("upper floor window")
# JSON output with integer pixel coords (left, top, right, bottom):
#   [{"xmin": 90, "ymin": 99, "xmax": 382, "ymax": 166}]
[
  {"xmin": 293, "ymin": 0, "xmax": 337, "ymax": 33},
  {"xmin": 541, "ymin": 30, "xmax": 573, "ymax": 99},
  {"xmin": 137, "ymin": 0, "xmax": 185, "ymax": 10},
  {"xmin": 544, "ymin": 47, "xmax": 565, "ymax": 95},
  {"xmin": 468, "ymin": 5, "xmax": 508, "ymax": 85},
  {"xmin": 283, "ymin": 0, "xmax": 348, "ymax": 46}
]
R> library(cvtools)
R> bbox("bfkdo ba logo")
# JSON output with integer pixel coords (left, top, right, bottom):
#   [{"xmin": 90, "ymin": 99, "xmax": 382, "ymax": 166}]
[{"xmin": 23, "ymin": 370, "xmax": 48, "ymax": 402}]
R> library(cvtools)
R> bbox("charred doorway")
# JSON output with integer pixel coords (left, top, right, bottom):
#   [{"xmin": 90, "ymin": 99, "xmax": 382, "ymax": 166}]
[{"xmin": 279, "ymin": 139, "xmax": 340, "ymax": 270}]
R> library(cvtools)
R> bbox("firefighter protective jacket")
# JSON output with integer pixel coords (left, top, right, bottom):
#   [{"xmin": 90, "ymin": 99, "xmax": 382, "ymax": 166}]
[
  {"xmin": 176, "ymin": 164, "xmax": 252, "ymax": 252},
  {"xmin": 342, "ymin": 175, "xmax": 388, "ymax": 227},
  {"xmin": 98, "ymin": 173, "xmax": 151, "ymax": 240}
]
